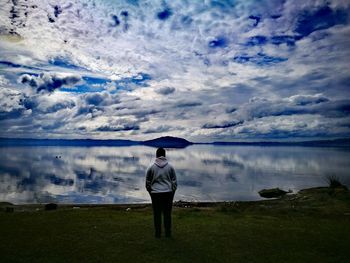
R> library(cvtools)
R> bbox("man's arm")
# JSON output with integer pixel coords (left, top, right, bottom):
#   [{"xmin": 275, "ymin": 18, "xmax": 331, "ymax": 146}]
[
  {"xmin": 145, "ymin": 167, "xmax": 153, "ymax": 193},
  {"xmin": 170, "ymin": 167, "xmax": 177, "ymax": 192}
]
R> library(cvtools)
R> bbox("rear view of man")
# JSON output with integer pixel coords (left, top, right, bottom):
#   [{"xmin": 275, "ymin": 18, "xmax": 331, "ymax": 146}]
[{"xmin": 145, "ymin": 148, "xmax": 177, "ymax": 238}]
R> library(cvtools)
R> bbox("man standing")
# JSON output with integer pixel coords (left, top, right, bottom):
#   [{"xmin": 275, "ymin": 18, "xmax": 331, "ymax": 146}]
[{"xmin": 146, "ymin": 148, "xmax": 177, "ymax": 238}]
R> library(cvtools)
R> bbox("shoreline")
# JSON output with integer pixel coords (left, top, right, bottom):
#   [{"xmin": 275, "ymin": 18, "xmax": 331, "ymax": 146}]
[{"xmin": 2, "ymin": 186, "xmax": 349, "ymax": 212}]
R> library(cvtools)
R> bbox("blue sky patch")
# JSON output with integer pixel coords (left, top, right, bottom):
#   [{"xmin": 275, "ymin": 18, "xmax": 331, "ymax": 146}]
[
  {"xmin": 157, "ymin": 8, "xmax": 172, "ymax": 20},
  {"xmin": 49, "ymin": 57, "xmax": 86, "ymax": 71},
  {"xmin": 270, "ymin": 35, "xmax": 297, "ymax": 46},
  {"xmin": 115, "ymin": 73, "xmax": 151, "ymax": 89},
  {"xmin": 53, "ymin": 5, "xmax": 62, "ymax": 18},
  {"xmin": 60, "ymin": 85, "xmax": 105, "ymax": 93},
  {"xmin": 233, "ymin": 53, "xmax": 287, "ymax": 66},
  {"xmin": 111, "ymin": 15, "xmax": 120, "ymax": 27},
  {"xmin": 249, "ymin": 15, "xmax": 261, "ymax": 27},
  {"xmin": 210, "ymin": 0, "xmax": 236, "ymax": 12},
  {"xmin": 0, "ymin": 61, "xmax": 42, "ymax": 71},
  {"xmin": 208, "ymin": 36, "xmax": 228, "ymax": 48},
  {"xmin": 246, "ymin": 35, "xmax": 268, "ymax": 46},
  {"xmin": 60, "ymin": 76, "xmax": 109, "ymax": 93},
  {"xmin": 83, "ymin": 76, "xmax": 110, "ymax": 85}
]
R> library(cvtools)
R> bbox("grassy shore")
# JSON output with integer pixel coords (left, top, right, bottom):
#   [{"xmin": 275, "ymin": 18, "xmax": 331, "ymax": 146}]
[{"xmin": 1, "ymin": 187, "xmax": 350, "ymax": 263}]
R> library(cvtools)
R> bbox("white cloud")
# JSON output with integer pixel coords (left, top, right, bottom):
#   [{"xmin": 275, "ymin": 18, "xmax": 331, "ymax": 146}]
[{"xmin": 0, "ymin": 0, "xmax": 350, "ymax": 140}]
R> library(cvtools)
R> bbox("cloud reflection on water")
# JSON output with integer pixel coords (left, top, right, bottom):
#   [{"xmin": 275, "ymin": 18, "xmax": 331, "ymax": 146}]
[{"xmin": 0, "ymin": 145, "xmax": 349, "ymax": 204}]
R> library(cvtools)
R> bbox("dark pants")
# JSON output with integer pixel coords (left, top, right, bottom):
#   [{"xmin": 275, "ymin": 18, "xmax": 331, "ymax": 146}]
[{"xmin": 150, "ymin": 192, "xmax": 174, "ymax": 237}]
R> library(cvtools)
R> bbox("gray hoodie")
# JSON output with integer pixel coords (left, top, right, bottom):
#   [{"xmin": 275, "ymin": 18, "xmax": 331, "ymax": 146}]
[{"xmin": 145, "ymin": 156, "xmax": 177, "ymax": 193}]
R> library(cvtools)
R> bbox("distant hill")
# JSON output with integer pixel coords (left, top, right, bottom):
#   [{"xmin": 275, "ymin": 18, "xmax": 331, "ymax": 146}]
[
  {"xmin": 142, "ymin": 136, "xmax": 193, "ymax": 148},
  {"xmin": 0, "ymin": 136, "xmax": 193, "ymax": 148},
  {"xmin": 212, "ymin": 138, "xmax": 350, "ymax": 147},
  {"xmin": 0, "ymin": 138, "xmax": 140, "ymax": 147}
]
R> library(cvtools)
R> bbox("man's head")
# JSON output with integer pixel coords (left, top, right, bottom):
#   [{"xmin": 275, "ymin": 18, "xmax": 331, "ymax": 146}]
[{"xmin": 156, "ymin": 148, "xmax": 166, "ymax": 158}]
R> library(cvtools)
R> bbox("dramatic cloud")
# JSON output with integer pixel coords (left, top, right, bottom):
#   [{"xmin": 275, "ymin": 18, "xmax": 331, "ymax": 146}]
[
  {"xmin": 19, "ymin": 73, "xmax": 82, "ymax": 93},
  {"xmin": 95, "ymin": 123, "xmax": 140, "ymax": 132},
  {"xmin": 203, "ymin": 94, "xmax": 350, "ymax": 126},
  {"xmin": 83, "ymin": 92, "xmax": 120, "ymax": 107},
  {"xmin": 201, "ymin": 94, "xmax": 350, "ymax": 139},
  {"xmin": 0, "ymin": 0, "xmax": 349, "ymax": 141},
  {"xmin": 0, "ymin": 87, "xmax": 28, "ymax": 120},
  {"xmin": 156, "ymin": 87, "xmax": 175, "ymax": 95},
  {"xmin": 144, "ymin": 125, "xmax": 183, "ymax": 134}
]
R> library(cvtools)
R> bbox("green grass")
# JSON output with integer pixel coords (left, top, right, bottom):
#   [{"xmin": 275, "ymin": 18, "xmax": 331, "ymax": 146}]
[
  {"xmin": 1, "ymin": 202, "xmax": 350, "ymax": 263},
  {"xmin": 1, "ymin": 187, "xmax": 349, "ymax": 263}
]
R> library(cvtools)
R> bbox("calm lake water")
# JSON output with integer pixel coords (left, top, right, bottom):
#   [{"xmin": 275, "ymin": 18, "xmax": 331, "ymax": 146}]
[{"xmin": 0, "ymin": 145, "xmax": 349, "ymax": 204}]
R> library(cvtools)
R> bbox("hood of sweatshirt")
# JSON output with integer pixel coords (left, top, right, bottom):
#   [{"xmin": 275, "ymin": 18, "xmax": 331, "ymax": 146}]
[{"xmin": 154, "ymin": 156, "xmax": 168, "ymax": 168}]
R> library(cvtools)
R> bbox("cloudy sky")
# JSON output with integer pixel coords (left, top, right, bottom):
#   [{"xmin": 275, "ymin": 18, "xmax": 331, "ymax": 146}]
[{"xmin": 0, "ymin": 0, "xmax": 350, "ymax": 142}]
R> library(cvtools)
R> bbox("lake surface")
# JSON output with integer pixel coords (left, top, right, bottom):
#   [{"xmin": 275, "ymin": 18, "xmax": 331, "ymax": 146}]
[{"xmin": 0, "ymin": 145, "xmax": 349, "ymax": 204}]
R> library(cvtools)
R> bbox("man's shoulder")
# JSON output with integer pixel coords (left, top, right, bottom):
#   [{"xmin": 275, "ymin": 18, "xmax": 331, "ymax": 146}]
[
  {"xmin": 167, "ymin": 163, "xmax": 175, "ymax": 170},
  {"xmin": 146, "ymin": 164, "xmax": 156, "ymax": 172}
]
